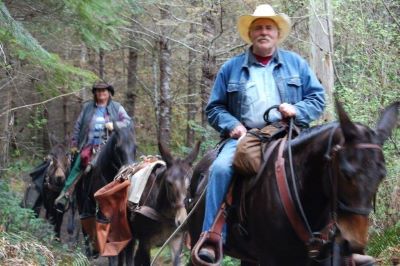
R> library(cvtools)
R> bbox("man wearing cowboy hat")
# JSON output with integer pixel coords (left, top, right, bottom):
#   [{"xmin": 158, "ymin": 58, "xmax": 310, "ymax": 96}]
[
  {"xmin": 55, "ymin": 81, "xmax": 132, "ymax": 212},
  {"xmin": 193, "ymin": 4, "xmax": 325, "ymax": 263}
]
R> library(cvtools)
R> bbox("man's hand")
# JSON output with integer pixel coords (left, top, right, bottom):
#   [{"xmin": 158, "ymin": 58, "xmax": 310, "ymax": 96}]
[
  {"xmin": 105, "ymin": 122, "xmax": 114, "ymax": 131},
  {"xmin": 279, "ymin": 103, "xmax": 297, "ymax": 118},
  {"xmin": 229, "ymin": 124, "xmax": 247, "ymax": 139}
]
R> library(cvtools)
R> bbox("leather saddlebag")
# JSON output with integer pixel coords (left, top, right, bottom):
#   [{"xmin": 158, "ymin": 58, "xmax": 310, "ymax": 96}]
[{"xmin": 233, "ymin": 123, "xmax": 287, "ymax": 176}]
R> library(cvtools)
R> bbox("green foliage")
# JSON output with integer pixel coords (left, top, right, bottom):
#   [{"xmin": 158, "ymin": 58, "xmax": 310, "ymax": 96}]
[
  {"xmin": 0, "ymin": 179, "xmax": 55, "ymax": 242},
  {"xmin": 187, "ymin": 120, "xmax": 219, "ymax": 153},
  {"xmin": 63, "ymin": 0, "xmax": 133, "ymax": 51},
  {"xmin": 367, "ymin": 222, "xmax": 400, "ymax": 264},
  {"xmin": 0, "ymin": 3, "xmax": 97, "ymax": 91},
  {"xmin": 333, "ymin": 0, "xmax": 399, "ymax": 121},
  {"xmin": 0, "ymin": 169, "xmax": 89, "ymax": 265},
  {"xmin": 27, "ymin": 106, "xmax": 48, "ymax": 130}
]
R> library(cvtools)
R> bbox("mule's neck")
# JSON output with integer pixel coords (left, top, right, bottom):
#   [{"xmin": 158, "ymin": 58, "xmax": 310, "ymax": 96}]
[{"xmin": 289, "ymin": 123, "xmax": 342, "ymax": 229}]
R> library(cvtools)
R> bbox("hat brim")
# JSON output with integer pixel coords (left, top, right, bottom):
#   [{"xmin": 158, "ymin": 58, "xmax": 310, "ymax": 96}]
[
  {"xmin": 237, "ymin": 14, "xmax": 291, "ymax": 44},
  {"xmin": 92, "ymin": 85, "xmax": 114, "ymax": 96}
]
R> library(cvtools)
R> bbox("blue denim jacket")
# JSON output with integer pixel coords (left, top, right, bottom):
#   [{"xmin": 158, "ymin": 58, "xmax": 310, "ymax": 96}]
[{"xmin": 205, "ymin": 48, "xmax": 325, "ymax": 136}]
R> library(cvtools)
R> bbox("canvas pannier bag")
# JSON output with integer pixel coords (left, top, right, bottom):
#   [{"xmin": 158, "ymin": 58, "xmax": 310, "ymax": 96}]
[
  {"xmin": 233, "ymin": 123, "xmax": 288, "ymax": 176},
  {"xmin": 94, "ymin": 179, "xmax": 132, "ymax": 256}
]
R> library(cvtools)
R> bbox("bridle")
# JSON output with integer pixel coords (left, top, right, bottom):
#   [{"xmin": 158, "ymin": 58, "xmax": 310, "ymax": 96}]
[
  {"xmin": 276, "ymin": 120, "xmax": 382, "ymax": 262},
  {"xmin": 324, "ymin": 125, "xmax": 382, "ymax": 217}
]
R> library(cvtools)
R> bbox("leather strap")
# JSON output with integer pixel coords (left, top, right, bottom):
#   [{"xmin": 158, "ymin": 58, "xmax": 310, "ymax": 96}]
[
  {"xmin": 134, "ymin": 205, "xmax": 163, "ymax": 221},
  {"xmin": 191, "ymin": 185, "xmax": 233, "ymax": 266},
  {"xmin": 275, "ymin": 137, "xmax": 311, "ymax": 243}
]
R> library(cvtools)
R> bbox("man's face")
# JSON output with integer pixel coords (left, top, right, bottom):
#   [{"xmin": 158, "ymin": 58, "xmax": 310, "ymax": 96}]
[{"xmin": 249, "ymin": 18, "xmax": 279, "ymax": 56}]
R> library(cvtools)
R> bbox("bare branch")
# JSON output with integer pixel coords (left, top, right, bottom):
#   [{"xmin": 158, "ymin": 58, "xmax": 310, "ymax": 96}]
[
  {"xmin": 0, "ymin": 88, "xmax": 86, "ymax": 118},
  {"xmin": 215, "ymin": 43, "xmax": 247, "ymax": 57},
  {"xmin": 122, "ymin": 14, "xmax": 201, "ymax": 53},
  {"xmin": 156, "ymin": 3, "xmax": 202, "ymax": 26},
  {"xmin": 309, "ymin": 3, "xmax": 329, "ymax": 36}
]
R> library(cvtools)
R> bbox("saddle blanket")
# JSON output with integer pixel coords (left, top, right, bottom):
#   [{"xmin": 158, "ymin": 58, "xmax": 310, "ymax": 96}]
[{"xmin": 128, "ymin": 160, "xmax": 166, "ymax": 204}]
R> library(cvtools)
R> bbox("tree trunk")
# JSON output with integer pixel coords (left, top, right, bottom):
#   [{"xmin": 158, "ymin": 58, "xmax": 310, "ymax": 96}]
[
  {"xmin": 186, "ymin": 2, "xmax": 199, "ymax": 147},
  {"xmin": 126, "ymin": 20, "xmax": 138, "ymax": 118},
  {"xmin": 201, "ymin": 3, "xmax": 217, "ymax": 127},
  {"xmin": 62, "ymin": 87, "xmax": 69, "ymax": 140},
  {"xmin": 0, "ymin": 88, "xmax": 11, "ymax": 170},
  {"xmin": 309, "ymin": 0, "xmax": 334, "ymax": 121},
  {"xmin": 42, "ymin": 106, "xmax": 50, "ymax": 152},
  {"xmin": 99, "ymin": 48, "xmax": 105, "ymax": 79},
  {"xmin": 158, "ymin": 6, "xmax": 172, "ymax": 145}
]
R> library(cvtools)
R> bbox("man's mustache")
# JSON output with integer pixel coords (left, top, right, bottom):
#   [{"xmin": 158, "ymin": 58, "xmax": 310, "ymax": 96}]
[{"xmin": 255, "ymin": 36, "xmax": 271, "ymax": 42}]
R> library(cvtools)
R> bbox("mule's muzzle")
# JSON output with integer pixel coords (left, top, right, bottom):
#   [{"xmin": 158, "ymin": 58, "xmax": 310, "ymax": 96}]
[
  {"xmin": 175, "ymin": 206, "xmax": 188, "ymax": 226},
  {"xmin": 337, "ymin": 214, "xmax": 369, "ymax": 254}
]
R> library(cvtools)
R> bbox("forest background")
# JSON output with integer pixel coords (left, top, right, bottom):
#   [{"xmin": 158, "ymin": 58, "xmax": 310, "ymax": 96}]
[{"xmin": 0, "ymin": 0, "xmax": 398, "ymax": 265}]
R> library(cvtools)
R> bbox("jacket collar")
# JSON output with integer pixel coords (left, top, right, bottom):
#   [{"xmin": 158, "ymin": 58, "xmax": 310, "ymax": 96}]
[{"xmin": 242, "ymin": 46, "xmax": 282, "ymax": 69}]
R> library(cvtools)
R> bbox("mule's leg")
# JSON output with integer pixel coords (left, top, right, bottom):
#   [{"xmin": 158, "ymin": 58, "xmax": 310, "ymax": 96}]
[
  {"xmin": 67, "ymin": 199, "xmax": 76, "ymax": 235},
  {"xmin": 32, "ymin": 194, "xmax": 43, "ymax": 218},
  {"xmin": 123, "ymin": 239, "xmax": 135, "ymax": 266},
  {"xmin": 54, "ymin": 209, "xmax": 63, "ymax": 240},
  {"xmin": 169, "ymin": 233, "xmax": 184, "ymax": 266},
  {"xmin": 135, "ymin": 240, "xmax": 151, "ymax": 266},
  {"xmin": 108, "ymin": 256, "xmax": 118, "ymax": 266}
]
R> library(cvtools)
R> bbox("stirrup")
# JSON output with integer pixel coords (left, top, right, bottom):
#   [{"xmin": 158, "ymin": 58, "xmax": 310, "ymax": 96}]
[{"xmin": 191, "ymin": 231, "xmax": 223, "ymax": 266}]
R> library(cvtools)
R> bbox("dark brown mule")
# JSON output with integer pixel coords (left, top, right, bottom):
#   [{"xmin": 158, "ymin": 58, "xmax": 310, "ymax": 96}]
[
  {"xmin": 37, "ymin": 143, "xmax": 71, "ymax": 238},
  {"xmin": 122, "ymin": 141, "xmax": 200, "ymax": 266},
  {"xmin": 187, "ymin": 100, "xmax": 399, "ymax": 266},
  {"xmin": 75, "ymin": 125, "xmax": 136, "ymax": 259}
]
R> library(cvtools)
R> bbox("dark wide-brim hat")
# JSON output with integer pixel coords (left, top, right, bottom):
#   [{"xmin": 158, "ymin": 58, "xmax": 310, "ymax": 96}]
[{"xmin": 92, "ymin": 82, "xmax": 114, "ymax": 96}]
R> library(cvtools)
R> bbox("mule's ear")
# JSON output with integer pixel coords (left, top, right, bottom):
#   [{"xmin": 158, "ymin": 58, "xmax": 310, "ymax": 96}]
[
  {"xmin": 335, "ymin": 98, "xmax": 358, "ymax": 142},
  {"xmin": 375, "ymin": 101, "xmax": 399, "ymax": 145},
  {"xmin": 48, "ymin": 131, "xmax": 58, "ymax": 147},
  {"xmin": 184, "ymin": 141, "xmax": 201, "ymax": 166},
  {"xmin": 158, "ymin": 141, "xmax": 174, "ymax": 166}
]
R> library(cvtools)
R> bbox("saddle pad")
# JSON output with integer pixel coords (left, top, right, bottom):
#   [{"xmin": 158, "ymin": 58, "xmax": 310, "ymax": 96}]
[{"xmin": 128, "ymin": 160, "xmax": 166, "ymax": 204}]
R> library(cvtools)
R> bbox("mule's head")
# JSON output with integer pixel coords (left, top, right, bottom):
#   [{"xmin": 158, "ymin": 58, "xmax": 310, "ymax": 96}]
[
  {"xmin": 46, "ymin": 143, "xmax": 70, "ymax": 189},
  {"xmin": 158, "ymin": 141, "xmax": 201, "ymax": 226},
  {"xmin": 109, "ymin": 124, "xmax": 136, "ymax": 167},
  {"xmin": 334, "ymin": 100, "xmax": 398, "ymax": 253}
]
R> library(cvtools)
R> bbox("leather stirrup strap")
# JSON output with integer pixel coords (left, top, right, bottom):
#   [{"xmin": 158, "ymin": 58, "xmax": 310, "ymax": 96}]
[{"xmin": 191, "ymin": 185, "xmax": 234, "ymax": 266}]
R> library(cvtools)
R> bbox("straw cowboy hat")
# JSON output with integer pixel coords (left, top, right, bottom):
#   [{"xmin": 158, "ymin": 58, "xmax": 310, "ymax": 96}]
[{"xmin": 237, "ymin": 4, "xmax": 291, "ymax": 44}]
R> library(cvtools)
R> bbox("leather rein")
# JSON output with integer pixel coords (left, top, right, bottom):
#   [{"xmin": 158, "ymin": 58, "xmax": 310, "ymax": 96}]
[{"xmin": 275, "ymin": 120, "xmax": 382, "ymax": 259}]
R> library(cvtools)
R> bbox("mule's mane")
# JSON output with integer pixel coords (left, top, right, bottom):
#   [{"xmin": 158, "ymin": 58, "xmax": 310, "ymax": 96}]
[{"xmin": 290, "ymin": 122, "xmax": 339, "ymax": 147}]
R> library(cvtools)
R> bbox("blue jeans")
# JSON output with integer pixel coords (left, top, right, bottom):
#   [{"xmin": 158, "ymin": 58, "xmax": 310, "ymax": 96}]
[{"xmin": 202, "ymin": 138, "xmax": 238, "ymax": 240}]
